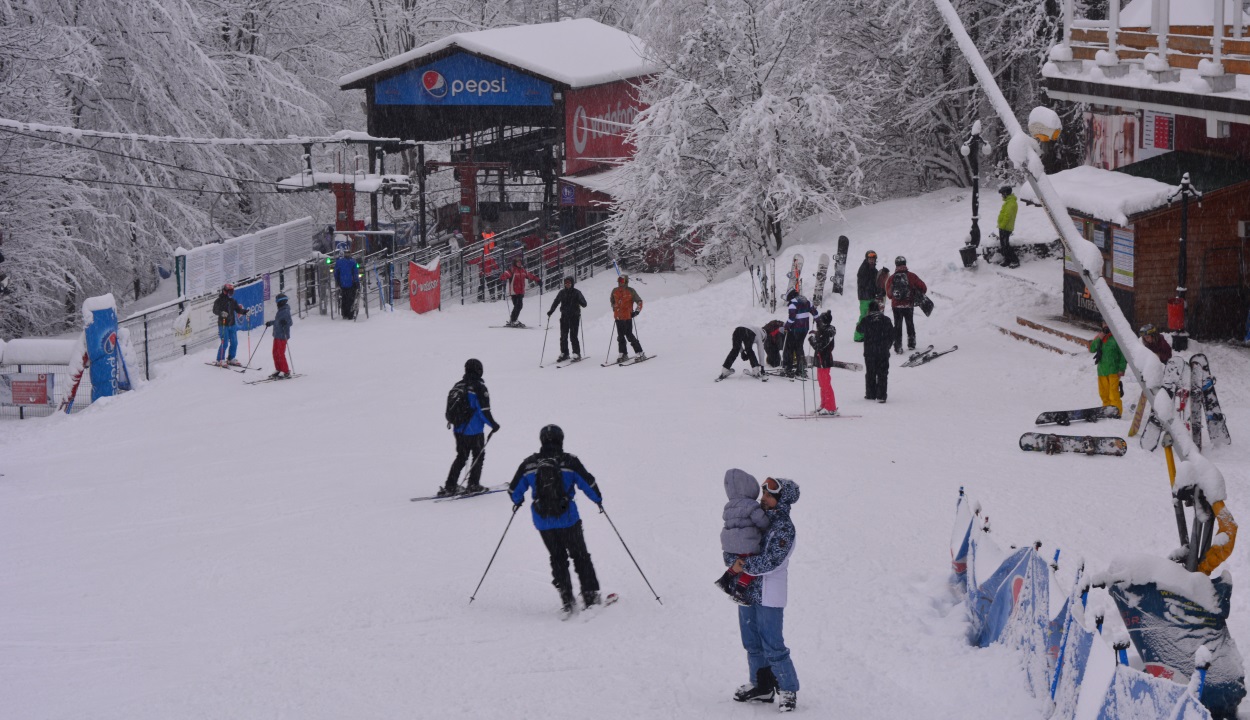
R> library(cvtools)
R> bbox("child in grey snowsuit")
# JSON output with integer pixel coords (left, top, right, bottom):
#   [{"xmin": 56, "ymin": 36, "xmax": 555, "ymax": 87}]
[{"xmin": 715, "ymin": 468, "xmax": 771, "ymax": 604}]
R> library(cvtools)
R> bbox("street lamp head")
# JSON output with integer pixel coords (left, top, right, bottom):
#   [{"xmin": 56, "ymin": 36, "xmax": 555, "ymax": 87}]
[{"xmin": 1028, "ymin": 106, "xmax": 1062, "ymax": 143}]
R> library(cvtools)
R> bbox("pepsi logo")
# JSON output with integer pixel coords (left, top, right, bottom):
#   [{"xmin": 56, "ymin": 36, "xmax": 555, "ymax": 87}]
[
  {"xmin": 422, "ymin": 70, "xmax": 448, "ymax": 99},
  {"xmin": 103, "ymin": 332, "xmax": 118, "ymax": 354}
]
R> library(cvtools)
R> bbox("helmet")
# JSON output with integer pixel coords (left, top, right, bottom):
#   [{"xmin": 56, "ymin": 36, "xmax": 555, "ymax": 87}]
[
  {"xmin": 786, "ymin": 289, "xmax": 798, "ymax": 302},
  {"xmin": 895, "ymin": 256, "xmax": 906, "ymax": 267},
  {"xmin": 539, "ymin": 424, "xmax": 564, "ymax": 448},
  {"xmin": 464, "ymin": 358, "xmax": 483, "ymax": 377},
  {"xmin": 617, "ymin": 275, "xmax": 628, "ymax": 284},
  {"xmin": 865, "ymin": 250, "xmax": 877, "ymax": 260},
  {"xmin": 1139, "ymin": 323, "xmax": 1157, "ymax": 335},
  {"xmin": 223, "ymin": 283, "xmax": 235, "ymax": 294},
  {"xmin": 999, "ymin": 185, "xmax": 1013, "ymax": 196},
  {"xmin": 275, "ymin": 292, "xmax": 288, "ymax": 305}
]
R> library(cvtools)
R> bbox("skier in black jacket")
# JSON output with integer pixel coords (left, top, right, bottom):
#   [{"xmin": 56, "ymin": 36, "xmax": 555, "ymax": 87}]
[
  {"xmin": 853, "ymin": 250, "xmax": 879, "ymax": 342},
  {"xmin": 547, "ymin": 276, "xmax": 588, "ymax": 361},
  {"xmin": 855, "ymin": 301, "xmax": 894, "ymax": 403}
]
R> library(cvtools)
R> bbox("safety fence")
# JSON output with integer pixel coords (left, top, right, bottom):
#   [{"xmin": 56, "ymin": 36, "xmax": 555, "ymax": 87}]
[{"xmin": 3, "ymin": 219, "xmax": 614, "ymax": 419}]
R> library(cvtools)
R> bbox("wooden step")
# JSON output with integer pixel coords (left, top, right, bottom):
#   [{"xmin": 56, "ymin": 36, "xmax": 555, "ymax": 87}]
[
  {"xmin": 995, "ymin": 325, "xmax": 1081, "ymax": 355},
  {"xmin": 1016, "ymin": 316, "xmax": 1094, "ymax": 348}
]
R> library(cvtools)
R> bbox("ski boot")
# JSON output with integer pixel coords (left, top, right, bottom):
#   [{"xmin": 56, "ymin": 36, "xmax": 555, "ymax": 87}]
[
  {"xmin": 777, "ymin": 690, "xmax": 797, "ymax": 712},
  {"xmin": 227, "ymin": 359, "xmax": 242, "ymax": 367},
  {"xmin": 718, "ymin": 367, "xmax": 735, "ymax": 380},
  {"xmin": 573, "ymin": 353, "xmax": 582, "ymax": 361},
  {"xmin": 464, "ymin": 482, "xmax": 486, "ymax": 494},
  {"xmin": 745, "ymin": 367, "xmax": 762, "ymax": 378},
  {"xmin": 617, "ymin": 353, "xmax": 629, "ymax": 364},
  {"xmin": 559, "ymin": 588, "xmax": 578, "ymax": 620},
  {"xmin": 268, "ymin": 371, "xmax": 282, "ymax": 380},
  {"xmin": 817, "ymin": 408, "xmax": 840, "ymax": 416},
  {"xmin": 435, "ymin": 484, "xmax": 458, "ymax": 498},
  {"xmin": 583, "ymin": 590, "xmax": 601, "ymax": 610},
  {"xmin": 556, "ymin": 354, "xmax": 570, "ymax": 362},
  {"xmin": 733, "ymin": 667, "xmax": 777, "ymax": 703}
]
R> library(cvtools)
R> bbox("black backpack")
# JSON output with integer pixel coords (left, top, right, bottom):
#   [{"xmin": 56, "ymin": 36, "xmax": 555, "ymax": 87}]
[
  {"xmin": 890, "ymin": 270, "xmax": 911, "ymax": 303},
  {"xmin": 445, "ymin": 380, "xmax": 474, "ymax": 427},
  {"xmin": 532, "ymin": 457, "xmax": 570, "ymax": 518}
]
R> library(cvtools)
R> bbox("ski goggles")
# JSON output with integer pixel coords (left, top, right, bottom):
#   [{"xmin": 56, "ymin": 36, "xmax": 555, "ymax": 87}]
[{"xmin": 763, "ymin": 477, "xmax": 781, "ymax": 496}]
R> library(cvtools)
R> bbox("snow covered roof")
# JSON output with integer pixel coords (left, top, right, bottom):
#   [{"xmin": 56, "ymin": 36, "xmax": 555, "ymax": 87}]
[
  {"xmin": 559, "ymin": 164, "xmax": 630, "ymax": 195},
  {"xmin": 1117, "ymin": 0, "xmax": 1250, "ymax": 27},
  {"xmin": 1016, "ymin": 165, "xmax": 1176, "ymax": 225},
  {"xmin": 340, "ymin": 19, "xmax": 656, "ymax": 90}
]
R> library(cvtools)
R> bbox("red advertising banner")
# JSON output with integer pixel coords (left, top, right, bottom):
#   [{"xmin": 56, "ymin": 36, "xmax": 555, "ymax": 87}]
[
  {"xmin": 409, "ymin": 259, "xmax": 441, "ymax": 314},
  {"xmin": 565, "ymin": 81, "xmax": 645, "ymax": 175}
]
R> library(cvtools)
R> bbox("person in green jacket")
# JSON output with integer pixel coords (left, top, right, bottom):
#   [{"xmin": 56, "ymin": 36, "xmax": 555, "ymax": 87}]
[
  {"xmin": 1089, "ymin": 323, "xmax": 1127, "ymax": 413},
  {"xmin": 996, "ymin": 186, "xmax": 1020, "ymax": 268}
]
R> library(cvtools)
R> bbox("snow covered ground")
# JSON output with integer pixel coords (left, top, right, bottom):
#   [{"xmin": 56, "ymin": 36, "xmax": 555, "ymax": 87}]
[{"xmin": 3, "ymin": 187, "xmax": 1248, "ymax": 719}]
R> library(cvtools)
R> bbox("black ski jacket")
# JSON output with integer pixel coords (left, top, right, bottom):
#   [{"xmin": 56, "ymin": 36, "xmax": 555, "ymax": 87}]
[
  {"xmin": 808, "ymin": 325, "xmax": 836, "ymax": 368},
  {"xmin": 856, "ymin": 260, "xmax": 878, "ymax": 301},
  {"xmin": 548, "ymin": 286, "xmax": 587, "ymax": 318},
  {"xmin": 212, "ymin": 293, "xmax": 248, "ymax": 327},
  {"xmin": 856, "ymin": 312, "xmax": 894, "ymax": 357}
]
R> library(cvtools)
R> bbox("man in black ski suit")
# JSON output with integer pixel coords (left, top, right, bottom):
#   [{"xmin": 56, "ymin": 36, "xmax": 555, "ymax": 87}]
[
  {"xmin": 440, "ymin": 358, "xmax": 500, "ymax": 497},
  {"xmin": 855, "ymin": 301, "xmax": 894, "ymax": 403},
  {"xmin": 547, "ymin": 276, "xmax": 588, "ymax": 362},
  {"xmin": 508, "ymin": 424, "xmax": 605, "ymax": 616}
]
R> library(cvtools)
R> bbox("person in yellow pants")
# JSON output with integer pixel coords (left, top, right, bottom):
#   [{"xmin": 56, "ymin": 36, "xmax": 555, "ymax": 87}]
[{"xmin": 1088, "ymin": 323, "xmax": 1126, "ymax": 414}]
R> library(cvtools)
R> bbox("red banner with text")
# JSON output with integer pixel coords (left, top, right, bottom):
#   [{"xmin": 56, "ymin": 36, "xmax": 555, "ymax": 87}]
[{"xmin": 409, "ymin": 259, "xmax": 441, "ymax": 314}]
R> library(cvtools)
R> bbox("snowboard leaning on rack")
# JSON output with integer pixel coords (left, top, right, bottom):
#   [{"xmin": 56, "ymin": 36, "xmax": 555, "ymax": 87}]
[
  {"xmin": 830, "ymin": 235, "xmax": 850, "ymax": 295},
  {"xmin": 1035, "ymin": 406, "xmax": 1121, "ymax": 426},
  {"xmin": 786, "ymin": 254, "xmax": 805, "ymax": 295},
  {"xmin": 811, "ymin": 253, "xmax": 831, "ymax": 308},
  {"xmin": 1189, "ymin": 353, "xmax": 1231, "ymax": 446},
  {"xmin": 1019, "ymin": 433, "xmax": 1127, "ymax": 456},
  {"xmin": 1127, "ymin": 391, "xmax": 1149, "ymax": 437}
]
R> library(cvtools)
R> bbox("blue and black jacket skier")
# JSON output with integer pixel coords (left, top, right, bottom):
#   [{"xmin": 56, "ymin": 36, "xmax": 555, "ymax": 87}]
[
  {"xmin": 782, "ymin": 289, "xmax": 812, "ymax": 377},
  {"xmin": 211, "ymin": 283, "xmax": 249, "ymax": 367},
  {"xmin": 508, "ymin": 424, "xmax": 604, "ymax": 615},
  {"xmin": 440, "ymin": 358, "xmax": 500, "ymax": 497},
  {"xmin": 333, "ymin": 251, "xmax": 359, "ymax": 320}
]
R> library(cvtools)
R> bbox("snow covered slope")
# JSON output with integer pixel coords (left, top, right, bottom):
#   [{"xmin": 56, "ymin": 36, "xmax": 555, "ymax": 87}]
[{"xmin": 2, "ymin": 187, "xmax": 1247, "ymax": 719}]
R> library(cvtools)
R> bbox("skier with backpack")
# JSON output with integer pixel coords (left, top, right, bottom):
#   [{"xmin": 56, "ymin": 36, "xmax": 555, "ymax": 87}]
[
  {"xmin": 508, "ymin": 424, "xmax": 605, "ymax": 617},
  {"xmin": 439, "ymin": 359, "xmax": 500, "ymax": 497},
  {"xmin": 547, "ymin": 276, "xmax": 587, "ymax": 362},
  {"xmin": 500, "ymin": 257, "xmax": 541, "ymax": 327},
  {"xmin": 884, "ymin": 257, "xmax": 927, "ymax": 354}
]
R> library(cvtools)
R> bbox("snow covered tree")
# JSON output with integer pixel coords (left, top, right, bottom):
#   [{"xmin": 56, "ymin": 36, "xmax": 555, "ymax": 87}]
[{"xmin": 609, "ymin": 0, "xmax": 882, "ymax": 273}]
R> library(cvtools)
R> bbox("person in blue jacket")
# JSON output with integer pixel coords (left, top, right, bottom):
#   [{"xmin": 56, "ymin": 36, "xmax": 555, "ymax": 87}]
[
  {"xmin": 333, "ymin": 251, "xmax": 359, "ymax": 320},
  {"xmin": 509, "ymin": 424, "xmax": 604, "ymax": 616},
  {"xmin": 729, "ymin": 476, "xmax": 801, "ymax": 712},
  {"xmin": 439, "ymin": 358, "xmax": 500, "ymax": 497}
]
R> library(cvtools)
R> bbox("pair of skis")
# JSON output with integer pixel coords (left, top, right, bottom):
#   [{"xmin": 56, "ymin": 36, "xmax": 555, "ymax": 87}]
[
  {"xmin": 901, "ymin": 345, "xmax": 957, "ymax": 367},
  {"xmin": 410, "ymin": 482, "xmax": 509, "ymax": 503},
  {"xmin": 601, "ymin": 353, "xmax": 656, "ymax": 368},
  {"xmin": 245, "ymin": 373, "xmax": 304, "ymax": 385},
  {"xmin": 205, "ymin": 361, "xmax": 259, "ymax": 374},
  {"xmin": 1137, "ymin": 353, "xmax": 1231, "ymax": 451},
  {"xmin": 715, "ymin": 368, "xmax": 768, "ymax": 383}
]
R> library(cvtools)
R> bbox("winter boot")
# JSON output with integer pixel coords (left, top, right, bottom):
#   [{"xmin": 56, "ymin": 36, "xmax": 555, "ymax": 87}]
[
  {"xmin": 583, "ymin": 590, "xmax": 601, "ymax": 609},
  {"xmin": 777, "ymin": 690, "xmax": 797, "ymax": 712},
  {"xmin": 559, "ymin": 588, "xmax": 578, "ymax": 619},
  {"xmin": 714, "ymin": 570, "xmax": 737, "ymax": 595},
  {"xmin": 618, "ymin": 352, "xmax": 629, "ymax": 363},
  {"xmin": 557, "ymin": 354, "xmax": 570, "ymax": 362},
  {"xmin": 733, "ymin": 667, "xmax": 777, "ymax": 703},
  {"xmin": 718, "ymin": 367, "xmax": 735, "ymax": 380}
]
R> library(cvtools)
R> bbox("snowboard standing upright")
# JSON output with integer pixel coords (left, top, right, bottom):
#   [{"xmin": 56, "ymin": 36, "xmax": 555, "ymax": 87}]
[
  {"xmin": 811, "ymin": 253, "xmax": 831, "ymax": 308},
  {"xmin": 830, "ymin": 235, "xmax": 850, "ymax": 295},
  {"xmin": 786, "ymin": 254, "xmax": 805, "ymax": 295},
  {"xmin": 1189, "ymin": 353, "xmax": 1231, "ymax": 446}
]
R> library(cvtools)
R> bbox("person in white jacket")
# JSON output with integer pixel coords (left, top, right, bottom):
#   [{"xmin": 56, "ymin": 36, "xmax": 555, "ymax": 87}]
[{"xmin": 728, "ymin": 476, "xmax": 801, "ymax": 712}]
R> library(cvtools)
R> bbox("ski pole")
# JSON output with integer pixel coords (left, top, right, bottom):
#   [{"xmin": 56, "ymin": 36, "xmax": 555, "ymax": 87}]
[
  {"xmin": 540, "ymin": 317, "xmax": 552, "ymax": 367},
  {"xmin": 580, "ymin": 316, "xmax": 587, "ymax": 359},
  {"xmin": 599, "ymin": 505, "xmax": 662, "ymax": 605},
  {"xmin": 240, "ymin": 324, "xmax": 269, "ymax": 372},
  {"xmin": 287, "ymin": 340, "xmax": 295, "ymax": 373},
  {"xmin": 604, "ymin": 315, "xmax": 616, "ymax": 364},
  {"xmin": 458, "ymin": 428, "xmax": 497, "ymax": 487},
  {"xmin": 469, "ymin": 503, "xmax": 521, "ymax": 604}
]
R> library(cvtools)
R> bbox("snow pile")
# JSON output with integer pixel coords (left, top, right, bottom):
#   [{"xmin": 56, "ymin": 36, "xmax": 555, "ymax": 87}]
[
  {"xmin": 1017, "ymin": 166, "xmax": 1174, "ymax": 226},
  {"xmin": 0, "ymin": 338, "xmax": 79, "ymax": 366}
]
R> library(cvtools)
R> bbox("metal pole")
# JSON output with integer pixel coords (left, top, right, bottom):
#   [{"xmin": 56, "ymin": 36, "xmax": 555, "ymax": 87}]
[
  {"xmin": 468, "ymin": 504, "xmax": 521, "ymax": 604},
  {"xmin": 963, "ymin": 123, "xmax": 984, "ymax": 248},
  {"xmin": 418, "ymin": 144, "xmax": 427, "ymax": 248}
]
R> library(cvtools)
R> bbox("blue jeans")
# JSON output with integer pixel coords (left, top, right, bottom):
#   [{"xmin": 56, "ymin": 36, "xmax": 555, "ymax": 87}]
[
  {"xmin": 738, "ymin": 604, "xmax": 799, "ymax": 692},
  {"xmin": 217, "ymin": 325, "xmax": 239, "ymax": 361}
]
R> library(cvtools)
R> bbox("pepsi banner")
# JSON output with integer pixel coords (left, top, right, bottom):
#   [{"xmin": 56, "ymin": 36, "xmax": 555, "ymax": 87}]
[
  {"xmin": 376, "ymin": 52, "xmax": 553, "ymax": 107},
  {"xmin": 85, "ymin": 306, "xmax": 131, "ymax": 401},
  {"xmin": 233, "ymin": 280, "xmax": 265, "ymax": 331}
]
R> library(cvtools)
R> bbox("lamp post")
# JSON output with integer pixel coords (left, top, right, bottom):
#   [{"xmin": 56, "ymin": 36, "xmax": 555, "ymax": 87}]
[
  {"xmin": 1167, "ymin": 172, "xmax": 1201, "ymax": 352},
  {"xmin": 959, "ymin": 120, "xmax": 992, "ymax": 267}
]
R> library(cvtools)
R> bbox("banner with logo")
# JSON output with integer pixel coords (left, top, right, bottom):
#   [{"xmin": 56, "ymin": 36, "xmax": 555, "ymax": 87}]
[
  {"xmin": 565, "ymin": 80, "xmax": 644, "ymax": 174},
  {"xmin": 376, "ymin": 52, "xmax": 553, "ymax": 107},
  {"xmin": 232, "ymin": 280, "xmax": 266, "ymax": 331},
  {"xmin": 0, "ymin": 373, "xmax": 54, "ymax": 406},
  {"xmin": 84, "ymin": 302, "xmax": 131, "ymax": 401},
  {"xmin": 409, "ymin": 259, "xmax": 441, "ymax": 314}
]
